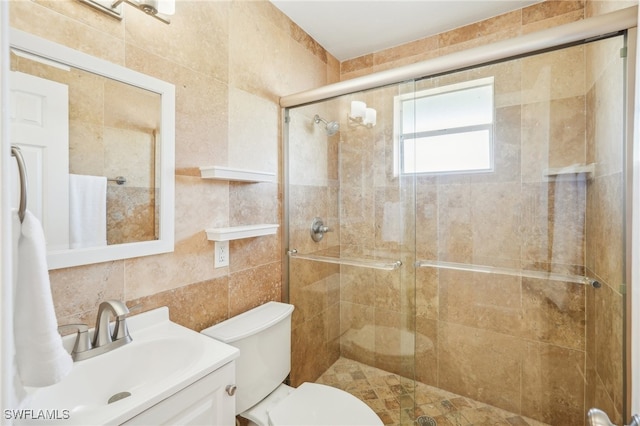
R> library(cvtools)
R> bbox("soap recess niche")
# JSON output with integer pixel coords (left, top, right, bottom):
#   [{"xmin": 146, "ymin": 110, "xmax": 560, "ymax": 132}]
[{"xmin": 199, "ymin": 166, "xmax": 275, "ymax": 183}]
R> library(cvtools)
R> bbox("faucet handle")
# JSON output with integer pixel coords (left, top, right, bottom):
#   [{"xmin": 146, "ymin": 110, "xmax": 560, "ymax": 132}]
[
  {"xmin": 105, "ymin": 300, "xmax": 132, "ymax": 342},
  {"xmin": 112, "ymin": 315, "xmax": 132, "ymax": 342},
  {"xmin": 57, "ymin": 323, "xmax": 92, "ymax": 358}
]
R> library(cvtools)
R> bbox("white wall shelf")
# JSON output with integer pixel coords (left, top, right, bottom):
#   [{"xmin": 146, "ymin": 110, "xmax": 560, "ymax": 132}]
[
  {"xmin": 543, "ymin": 163, "xmax": 595, "ymax": 178},
  {"xmin": 200, "ymin": 166, "xmax": 276, "ymax": 183},
  {"xmin": 205, "ymin": 224, "xmax": 279, "ymax": 241}
]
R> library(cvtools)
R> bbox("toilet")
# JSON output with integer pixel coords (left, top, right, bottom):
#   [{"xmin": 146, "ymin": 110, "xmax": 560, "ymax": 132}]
[{"xmin": 201, "ymin": 301, "xmax": 383, "ymax": 426}]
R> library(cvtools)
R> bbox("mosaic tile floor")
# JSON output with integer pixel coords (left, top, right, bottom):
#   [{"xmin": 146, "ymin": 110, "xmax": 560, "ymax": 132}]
[{"xmin": 316, "ymin": 357, "xmax": 551, "ymax": 426}]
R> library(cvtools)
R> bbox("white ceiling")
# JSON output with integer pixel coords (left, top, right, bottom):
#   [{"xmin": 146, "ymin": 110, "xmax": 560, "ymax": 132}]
[{"xmin": 270, "ymin": 1, "xmax": 543, "ymax": 61}]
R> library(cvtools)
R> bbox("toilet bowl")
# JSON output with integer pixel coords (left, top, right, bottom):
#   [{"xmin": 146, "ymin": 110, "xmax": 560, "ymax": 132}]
[{"xmin": 201, "ymin": 302, "xmax": 383, "ymax": 426}]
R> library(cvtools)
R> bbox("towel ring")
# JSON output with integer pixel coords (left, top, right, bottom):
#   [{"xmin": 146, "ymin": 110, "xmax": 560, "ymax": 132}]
[{"xmin": 11, "ymin": 146, "xmax": 27, "ymax": 223}]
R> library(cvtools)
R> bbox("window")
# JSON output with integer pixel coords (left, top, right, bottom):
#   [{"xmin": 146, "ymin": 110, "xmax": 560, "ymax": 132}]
[{"xmin": 394, "ymin": 77, "xmax": 494, "ymax": 175}]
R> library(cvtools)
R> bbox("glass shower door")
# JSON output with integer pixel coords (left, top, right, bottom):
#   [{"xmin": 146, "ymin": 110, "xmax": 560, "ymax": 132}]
[
  {"xmin": 284, "ymin": 30, "xmax": 628, "ymax": 426},
  {"xmin": 285, "ymin": 80, "xmax": 419, "ymax": 424},
  {"xmin": 409, "ymin": 33, "xmax": 627, "ymax": 425}
]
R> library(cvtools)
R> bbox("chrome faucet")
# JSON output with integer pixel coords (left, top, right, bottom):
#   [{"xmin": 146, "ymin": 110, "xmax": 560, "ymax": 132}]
[{"xmin": 58, "ymin": 300, "xmax": 133, "ymax": 362}]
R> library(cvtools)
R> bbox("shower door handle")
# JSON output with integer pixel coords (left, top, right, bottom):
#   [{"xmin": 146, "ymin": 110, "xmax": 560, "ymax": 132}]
[{"xmin": 587, "ymin": 408, "xmax": 640, "ymax": 426}]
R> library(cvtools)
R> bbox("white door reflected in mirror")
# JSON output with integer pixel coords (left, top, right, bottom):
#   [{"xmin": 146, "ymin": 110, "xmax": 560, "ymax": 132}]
[{"xmin": 10, "ymin": 71, "xmax": 69, "ymax": 251}]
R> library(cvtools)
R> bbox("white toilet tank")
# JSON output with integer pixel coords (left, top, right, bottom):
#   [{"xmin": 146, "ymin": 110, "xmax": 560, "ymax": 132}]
[{"xmin": 201, "ymin": 302, "xmax": 295, "ymax": 415}]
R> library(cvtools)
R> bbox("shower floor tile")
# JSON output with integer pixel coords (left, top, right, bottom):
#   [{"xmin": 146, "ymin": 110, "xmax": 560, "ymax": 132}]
[{"xmin": 316, "ymin": 357, "xmax": 551, "ymax": 426}]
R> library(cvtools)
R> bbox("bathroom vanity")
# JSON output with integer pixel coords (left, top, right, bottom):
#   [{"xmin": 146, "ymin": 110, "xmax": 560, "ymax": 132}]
[
  {"xmin": 19, "ymin": 307, "xmax": 239, "ymax": 425},
  {"xmin": 122, "ymin": 362, "xmax": 236, "ymax": 425}
]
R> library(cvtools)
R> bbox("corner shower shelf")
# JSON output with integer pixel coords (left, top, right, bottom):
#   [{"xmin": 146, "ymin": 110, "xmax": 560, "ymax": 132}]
[
  {"xmin": 199, "ymin": 166, "xmax": 276, "ymax": 183},
  {"xmin": 206, "ymin": 224, "xmax": 279, "ymax": 241},
  {"xmin": 416, "ymin": 259, "xmax": 600, "ymax": 287},
  {"xmin": 543, "ymin": 163, "xmax": 595, "ymax": 179},
  {"xmin": 288, "ymin": 249, "xmax": 402, "ymax": 271}
]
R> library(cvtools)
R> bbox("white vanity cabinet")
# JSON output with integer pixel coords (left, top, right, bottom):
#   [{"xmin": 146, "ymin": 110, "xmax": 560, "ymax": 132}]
[{"xmin": 123, "ymin": 361, "xmax": 236, "ymax": 426}]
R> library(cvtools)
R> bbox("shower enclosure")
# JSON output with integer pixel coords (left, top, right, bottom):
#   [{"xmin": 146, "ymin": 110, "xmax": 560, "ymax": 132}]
[{"xmin": 283, "ymin": 12, "xmax": 633, "ymax": 426}]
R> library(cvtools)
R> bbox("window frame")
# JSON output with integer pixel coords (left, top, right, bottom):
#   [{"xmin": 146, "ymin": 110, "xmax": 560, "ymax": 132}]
[{"xmin": 393, "ymin": 76, "xmax": 495, "ymax": 176}]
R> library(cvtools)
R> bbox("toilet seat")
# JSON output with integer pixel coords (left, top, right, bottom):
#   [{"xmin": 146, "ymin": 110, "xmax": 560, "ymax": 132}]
[{"xmin": 266, "ymin": 382, "xmax": 383, "ymax": 426}]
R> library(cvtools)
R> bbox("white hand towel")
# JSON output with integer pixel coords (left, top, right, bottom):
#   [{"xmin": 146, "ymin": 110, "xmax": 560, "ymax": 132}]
[
  {"xmin": 10, "ymin": 210, "xmax": 27, "ymax": 407},
  {"xmin": 69, "ymin": 174, "xmax": 107, "ymax": 249},
  {"xmin": 15, "ymin": 210, "xmax": 72, "ymax": 387}
]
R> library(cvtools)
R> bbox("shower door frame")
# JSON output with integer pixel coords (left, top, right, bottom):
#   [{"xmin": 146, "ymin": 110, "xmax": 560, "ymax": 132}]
[
  {"xmin": 281, "ymin": 5, "xmax": 639, "ymax": 421},
  {"xmin": 627, "ymin": 25, "xmax": 639, "ymax": 417}
]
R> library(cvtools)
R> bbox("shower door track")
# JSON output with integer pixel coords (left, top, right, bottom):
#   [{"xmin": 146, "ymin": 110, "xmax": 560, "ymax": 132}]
[{"xmin": 279, "ymin": 6, "xmax": 637, "ymax": 108}]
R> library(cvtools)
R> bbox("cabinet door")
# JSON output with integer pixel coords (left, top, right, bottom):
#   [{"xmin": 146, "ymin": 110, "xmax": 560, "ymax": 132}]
[{"xmin": 124, "ymin": 361, "xmax": 236, "ymax": 426}]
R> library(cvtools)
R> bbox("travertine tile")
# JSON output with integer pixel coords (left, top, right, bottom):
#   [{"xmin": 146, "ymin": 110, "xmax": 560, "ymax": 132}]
[
  {"xmin": 521, "ymin": 278, "xmax": 585, "ymax": 350},
  {"xmin": 228, "ymin": 88, "xmax": 279, "ymax": 172},
  {"xmin": 50, "ymin": 261, "xmax": 124, "ymax": 322},
  {"xmin": 438, "ymin": 11, "xmax": 521, "ymax": 48},
  {"xmin": 521, "ymin": 341, "xmax": 585, "ymax": 425},
  {"xmin": 438, "ymin": 322, "xmax": 523, "ymax": 414},
  {"xmin": 522, "ymin": 0, "xmax": 584, "ymax": 25},
  {"xmin": 228, "ymin": 261, "xmax": 281, "ymax": 317},
  {"xmin": 10, "ymin": 0, "xmax": 125, "ymax": 64},
  {"xmin": 594, "ymin": 282, "xmax": 624, "ymax": 413},
  {"xmin": 521, "ymin": 46, "xmax": 585, "ymax": 104},
  {"xmin": 126, "ymin": 275, "xmax": 229, "ymax": 332},
  {"xmin": 318, "ymin": 357, "xmax": 550, "ymax": 426},
  {"xmin": 439, "ymin": 269, "xmax": 523, "ymax": 337},
  {"xmin": 126, "ymin": 0, "xmax": 229, "ymax": 81}
]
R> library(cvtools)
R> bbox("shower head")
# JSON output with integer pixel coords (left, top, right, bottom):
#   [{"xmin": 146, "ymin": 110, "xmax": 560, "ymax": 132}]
[{"xmin": 314, "ymin": 114, "xmax": 340, "ymax": 136}]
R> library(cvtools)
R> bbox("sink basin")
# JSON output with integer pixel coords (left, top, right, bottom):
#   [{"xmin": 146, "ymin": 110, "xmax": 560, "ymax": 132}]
[{"xmin": 18, "ymin": 307, "xmax": 239, "ymax": 425}]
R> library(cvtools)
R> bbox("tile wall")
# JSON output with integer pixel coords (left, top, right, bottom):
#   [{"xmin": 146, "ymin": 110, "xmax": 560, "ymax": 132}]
[{"xmin": 9, "ymin": 0, "xmax": 339, "ymax": 328}]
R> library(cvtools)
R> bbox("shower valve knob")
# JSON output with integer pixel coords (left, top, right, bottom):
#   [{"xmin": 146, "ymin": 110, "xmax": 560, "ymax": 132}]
[{"xmin": 311, "ymin": 217, "xmax": 331, "ymax": 242}]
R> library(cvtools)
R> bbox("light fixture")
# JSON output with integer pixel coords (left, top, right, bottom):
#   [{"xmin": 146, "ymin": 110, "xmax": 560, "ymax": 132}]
[
  {"xmin": 348, "ymin": 101, "xmax": 376, "ymax": 128},
  {"xmin": 77, "ymin": 0, "xmax": 175, "ymax": 24}
]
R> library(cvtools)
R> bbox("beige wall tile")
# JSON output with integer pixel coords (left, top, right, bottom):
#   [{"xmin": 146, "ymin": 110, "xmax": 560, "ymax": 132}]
[
  {"xmin": 127, "ymin": 275, "xmax": 230, "ymax": 332},
  {"xmin": 10, "ymin": 1, "xmax": 125, "ymax": 65},
  {"xmin": 594, "ymin": 281, "xmax": 625, "ymax": 413},
  {"xmin": 438, "ymin": 321, "xmax": 523, "ymax": 413},
  {"xmin": 126, "ymin": 1, "xmax": 229, "ymax": 81},
  {"xmin": 415, "ymin": 317, "xmax": 438, "ymax": 386},
  {"xmin": 374, "ymin": 36, "xmax": 438, "ymax": 67},
  {"xmin": 522, "ymin": 0, "xmax": 585, "ymax": 25},
  {"xmin": 439, "ymin": 10, "xmax": 521, "ymax": 48},
  {"xmin": 290, "ymin": 259, "xmax": 337, "ymax": 325},
  {"xmin": 521, "ymin": 341, "xmax": 585, "ymax": 425},
  {"xmin": 228, "ymin": 88, "xmax": 279, "ymax": 172},
  {"xmin": 228, "ymin": 261, "xmax": 281, "ymax": 317},
  {"xmin": 291, "ymin": 305, "xmax": 335, "ymax": 385},
  {"xmin": 51, "ymin": 261, "xmax": 125, "ymax": 324},
  {"xmin": 521, "ymin": 278, "xmax": 585, "ymax": 350},
  {"xmin": 341, "ymin": 301, "xmax": 376, "ymax": 366},
  {"xmin": 586, "ymin": 0, "xmax": 636, "ymax": 17},
  {"xmin": 439, "ymin": 270, "xmax": 523, "ymax": 337}
]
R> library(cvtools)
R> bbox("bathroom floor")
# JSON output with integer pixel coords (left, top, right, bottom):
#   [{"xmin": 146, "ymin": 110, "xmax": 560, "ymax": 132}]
[{"xmin": 316, "ymin": 357, "xmax": 550, "ymax": 426}]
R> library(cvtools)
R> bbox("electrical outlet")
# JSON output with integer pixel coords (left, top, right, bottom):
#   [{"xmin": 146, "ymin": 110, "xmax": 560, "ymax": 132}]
[{"xmin": 214, "ymin": 240, "xmax": 229, "ymax": 268}]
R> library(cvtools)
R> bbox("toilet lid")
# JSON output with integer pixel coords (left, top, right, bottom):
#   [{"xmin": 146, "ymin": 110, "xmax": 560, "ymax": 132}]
[{"xmin": 267, "ymin": 383, "xmax": 383, "ymax": 426}]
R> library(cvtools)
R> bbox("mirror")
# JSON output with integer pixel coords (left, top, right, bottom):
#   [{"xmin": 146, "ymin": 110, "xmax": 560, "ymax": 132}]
[{"xmin": 9, "ymin": 28, "xmax": 175, "ymax": 269}]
